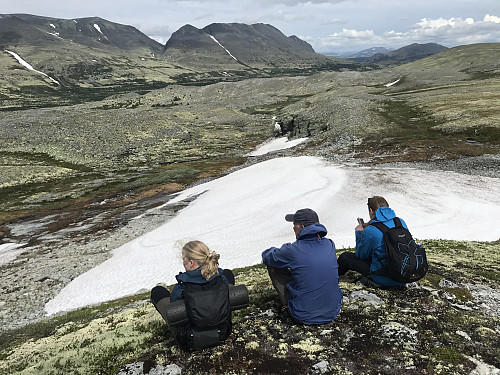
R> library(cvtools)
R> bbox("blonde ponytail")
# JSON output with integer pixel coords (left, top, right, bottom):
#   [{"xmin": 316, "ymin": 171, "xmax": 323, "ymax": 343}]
[{"xmin": 182, "ymin": 241, "xmax": 220, "ymax": 280}]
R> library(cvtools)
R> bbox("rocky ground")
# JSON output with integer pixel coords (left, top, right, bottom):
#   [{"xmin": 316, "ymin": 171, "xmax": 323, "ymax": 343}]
[
  {"xmin": 0, "ymin": 239, "xmax": 499, "ymax": 374},
  {"xmin": 0, "ymin": 149, "xmax": 499, "ymax": 375}
]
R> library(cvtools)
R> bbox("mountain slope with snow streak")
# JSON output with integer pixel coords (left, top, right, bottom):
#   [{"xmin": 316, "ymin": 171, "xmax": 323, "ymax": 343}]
[{"xmin": 4, "ymin": 50, "xmax": 59, "ymax": 84}]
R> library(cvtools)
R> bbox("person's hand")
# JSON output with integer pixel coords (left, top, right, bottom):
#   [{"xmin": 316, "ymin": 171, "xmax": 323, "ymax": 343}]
[{"xmin": 355, "ymin": 217, "xmax": 365, "ymax": 231}]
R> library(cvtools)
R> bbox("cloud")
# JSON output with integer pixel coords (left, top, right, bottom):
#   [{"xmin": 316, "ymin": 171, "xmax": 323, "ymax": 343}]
[
  {"xmin": 484, "ymin": 14, "xmax": 500, "ymax": 23},
  {"xmin": 174, "ymin": 0, "xmax": 348, "ymax": 5},
  {"xmin": 257, "ymin": 0, "xmax": 347, "ymax": 4},
  {"xmin": 318, "ymin": 14, "xmax": 500, "ymax": 51}
]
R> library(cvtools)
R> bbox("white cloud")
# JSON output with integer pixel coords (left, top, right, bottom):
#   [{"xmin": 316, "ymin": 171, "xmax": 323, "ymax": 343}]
[
  {"xmin": 317, "ymin": 14, "xmax": 500, "ymax": 51},
  {"xmin": 484, "ymin": 14, "xmax": 500, "ymax": 23},
  {"xmin": 175, "ymin": 0, "xmax": 348, "ymax": 5},
  {"xmin": 320, "ymin": 28, "xmax": 383, "ymax": 48}
]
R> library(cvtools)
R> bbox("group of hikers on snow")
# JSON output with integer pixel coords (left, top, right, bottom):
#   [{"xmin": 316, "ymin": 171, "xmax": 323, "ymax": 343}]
[{"xmin": 150, "ymin": 196, "xmax": 428, "ymax": 350}]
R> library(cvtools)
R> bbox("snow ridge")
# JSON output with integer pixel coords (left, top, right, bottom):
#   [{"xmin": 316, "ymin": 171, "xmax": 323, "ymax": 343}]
[
  {"xmin": 209, "ymin": 35, "xmax": 238, "ymax": 61},
  {"xmin": 4, "ymin": 50, "xmax": 60, "ymax": 85}
]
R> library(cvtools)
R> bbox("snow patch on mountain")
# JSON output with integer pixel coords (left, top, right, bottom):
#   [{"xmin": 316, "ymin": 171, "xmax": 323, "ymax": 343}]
[
  {"xmin": 384, "ymin": 78, "xmax": 400, "ymax": 87},
  {"xmin": 4, "ymin": 50, "xmax": 60, "ymax": 85},
  {"xmin": 0, "ymin": 243, "xmax": 26, "ymax": 266},
  {"xmin": 47, "ymin": 31, "xmax": 62, "ymax": 39},
  {"xmin": 93, "ymin": 23, "xmax": 103, "ymax": 34},
  {"xmin": 209, "ymin": 35, "xmax": 238, "ymax": 61}
]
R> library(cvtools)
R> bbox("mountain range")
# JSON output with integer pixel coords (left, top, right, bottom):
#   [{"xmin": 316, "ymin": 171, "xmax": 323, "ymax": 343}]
[
  {"xmin": 322, "ymin": 47, "xmax": 393, "ymax": 59},
  {"xmin": 0, "ymin": 14, "xmax": 468, "ymax": 111},
  {"xmin": 164, "ymin": 23, "xmax": 329, "ymax": 69},
  {"xmin": 322, "ymin": 44, "xmax": 449, "ymax": 64},
  {"xmin": 1, "ymin": 14, "xmax": 362, "ymax": 109}
]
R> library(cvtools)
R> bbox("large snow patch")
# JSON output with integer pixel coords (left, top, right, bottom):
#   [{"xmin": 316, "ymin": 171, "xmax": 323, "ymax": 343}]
[{"xmin": 45, "ymin": 156, "xmax": 500, "ymax": 314}]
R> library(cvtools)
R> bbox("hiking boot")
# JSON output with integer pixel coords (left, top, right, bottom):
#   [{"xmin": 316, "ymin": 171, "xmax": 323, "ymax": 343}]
[{"xmin": 357, "ymin": 276, "xmax": 381, "ymax": 289}]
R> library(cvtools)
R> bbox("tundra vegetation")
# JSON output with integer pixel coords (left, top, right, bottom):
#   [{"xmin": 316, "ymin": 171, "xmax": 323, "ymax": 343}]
[
  {"xmin": 0, "ymin": 18, "xmax": 499, "ymax": 374},
  {"xmin": 0, "ymin": 240, "xmax": 499, "ymax": 374}
]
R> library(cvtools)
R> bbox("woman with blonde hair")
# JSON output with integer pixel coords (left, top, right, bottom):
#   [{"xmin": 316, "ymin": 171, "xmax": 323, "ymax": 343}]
[{"xmin": 150, "ymin": 240, "xmax": 234, "ymax": 349}]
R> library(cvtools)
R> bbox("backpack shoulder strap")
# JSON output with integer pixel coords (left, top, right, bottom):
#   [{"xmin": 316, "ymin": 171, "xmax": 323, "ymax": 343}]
[
  {"xmin": 393, "ymin": 217, "xmax": 403, "ymax": 227},
  {"xmin": 370, "ymin": 221, "xmax": 389, "ymax": 233}
]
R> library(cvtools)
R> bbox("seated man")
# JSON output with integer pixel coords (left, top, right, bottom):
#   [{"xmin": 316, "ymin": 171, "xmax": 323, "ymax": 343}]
[
  {"xmin": 262, "ymin": 208, "xmax": 343, "ymax": 325},
  {"xmin": 337, "ymin": 196, "xmax": 407, "ymax": 287}
]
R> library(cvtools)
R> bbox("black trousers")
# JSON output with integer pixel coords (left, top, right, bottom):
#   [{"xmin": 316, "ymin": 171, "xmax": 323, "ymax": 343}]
[
  {"xmin": 267, "ymin": 266, "xmax": 293, "ymax": 306},
  {"xmin": 337, "ymin": 252, "xmax": 371, "ymax": 277}
]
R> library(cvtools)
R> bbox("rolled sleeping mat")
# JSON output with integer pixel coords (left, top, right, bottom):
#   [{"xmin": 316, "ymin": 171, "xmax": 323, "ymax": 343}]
[
  {"xmin": 165, "ymin": 284, "xmax": 249, "ymax": 327},
  {"xmin": 229, "ymin": 284, "xmax": 249, "ymax": 310},
  {"xmin": 165, "ymin": 300, "xmax": 189, "ymax": 326}
]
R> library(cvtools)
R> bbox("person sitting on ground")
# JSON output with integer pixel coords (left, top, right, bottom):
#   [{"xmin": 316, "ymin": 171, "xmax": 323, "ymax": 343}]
[
  {"xmin": 337, "ymin": 196, "xmax": 406, "ymax": 287},
  {"xmin": 150, "ymin": 240, "xmax": 235, "ymax": 348},
  {"xmin": 261, "ymin": 208, "xmax": 343, "ymax": 325}
]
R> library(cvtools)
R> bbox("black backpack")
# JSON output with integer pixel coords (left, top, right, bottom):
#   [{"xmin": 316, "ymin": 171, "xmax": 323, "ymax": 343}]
[
  {"xmin": 371, "ymin": 217, "xmax": 428, "ymax": 283},
  {"xmin": 176, "ymin": 276, "xmax": 232, "ymax": 351}
]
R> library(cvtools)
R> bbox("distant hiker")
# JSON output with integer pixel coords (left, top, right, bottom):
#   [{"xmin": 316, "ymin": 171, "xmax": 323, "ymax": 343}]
[
  {"xmin": 337, "ymin": 196, "xmax": 427, "ymax": 287},
  {"xmin": 262, "ymin": 208, "xmax": 343, "ymax": 324},
  {"xmin": 150, "ymin": 240, "xmax": 235, "ymax": 350}
]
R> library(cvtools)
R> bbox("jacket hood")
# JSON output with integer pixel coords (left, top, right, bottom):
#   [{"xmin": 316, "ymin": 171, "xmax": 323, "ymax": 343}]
[
  {"xmin": 373, "ymin": 206, "xmax": 396, "ymax": 222},
  {"xmin": 176, "ymin": 268, "xmax": 219, "ymax": 284},
  {"xmin": 297, "ymin": 223, "xmax": 327, "ymax": 239}
]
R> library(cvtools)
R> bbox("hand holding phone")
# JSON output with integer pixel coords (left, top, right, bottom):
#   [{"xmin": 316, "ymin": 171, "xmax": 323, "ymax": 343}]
[{"xmin": 355, "ymin": 217, "xmax": 365, "ymax": 231}]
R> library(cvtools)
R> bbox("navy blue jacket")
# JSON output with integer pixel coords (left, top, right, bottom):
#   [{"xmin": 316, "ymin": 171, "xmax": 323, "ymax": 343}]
[
  {"xmin": 170, "ymin": 267, "xmax": 228, "ymax": 302},
  {"xmin": 355, "ymin": 206, "xmax": 407, "ymax": 287},
  {"xmin": 262, "ymin": 224, "xmax": 343, "ymax": 324}
]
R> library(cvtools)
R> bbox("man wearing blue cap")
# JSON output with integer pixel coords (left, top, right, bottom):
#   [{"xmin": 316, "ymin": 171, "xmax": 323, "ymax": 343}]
[{"xmin": 261, "ymin": 208, "xmax": 343, "ymax": 325}]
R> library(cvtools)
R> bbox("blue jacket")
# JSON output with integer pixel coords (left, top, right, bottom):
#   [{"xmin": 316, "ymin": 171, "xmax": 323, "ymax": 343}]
[
  {"xmin": 355, "ymin": 206, "xmax": 407, "ymax": 287},
  {"xmin": 262, "ymin": 224, "xmax": 343, "ymax": 325},
  {"xmin": 170, "ymin": 267, "xmax": 228, "ymax": 302}
]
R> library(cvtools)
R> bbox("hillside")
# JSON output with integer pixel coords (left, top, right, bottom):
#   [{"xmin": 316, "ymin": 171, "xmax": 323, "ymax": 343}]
[
  {"xmin": 0, "ymin": 240, "xmax": 499, "ymax": 374},
  {"xmin": 164, "ymin": 23, "xmax": 333, "ymax": 70},
  {"xmin": 368, "ymin": 43, "xmax": 448, "ymax": 65},
  {"xmin": 0, "ymin": 15, "xmax": 359, "ymax": 110},
  {"xmin": 0, "ymin": 43, "xmax": 498, "ymax": 221},
  {"xmin": 0, "ymin": 17, "xmax": 499, "ymax": 373},
  {"xmin": 1, "ymin": 14, "xmax": 164, "ymax": 53}
]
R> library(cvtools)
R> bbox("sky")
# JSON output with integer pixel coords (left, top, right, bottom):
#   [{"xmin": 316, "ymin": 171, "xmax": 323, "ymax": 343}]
[
  {"xmin": 1, "ymin": 0, "xmax": 499, "ymax": 53},
  {"xmin": 45, "ymin": 149, "xmax": 500, "ymax": 314}
]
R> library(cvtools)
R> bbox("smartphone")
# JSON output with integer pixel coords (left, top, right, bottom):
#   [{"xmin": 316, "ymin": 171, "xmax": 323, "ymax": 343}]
[{"xmin": 357, "ymin": 217, "xmax": 364, "ymax": 225}]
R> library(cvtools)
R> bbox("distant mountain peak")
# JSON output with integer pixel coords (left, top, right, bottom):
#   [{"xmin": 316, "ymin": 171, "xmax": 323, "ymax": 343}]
[
  {"xmin": 163, "ymin": 22, "xmax": 332, "ymax": 69},
  {"xmin": 368, "ymin": 43, "xmax": 448, "ymax": 64}
]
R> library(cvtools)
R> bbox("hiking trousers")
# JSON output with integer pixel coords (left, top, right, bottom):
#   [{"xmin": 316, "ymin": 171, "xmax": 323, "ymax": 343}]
[
  {"xmin": 337, "ymin": 251, "xmax": 371, "ymax": 277},
  {"xmin": 267, "ymin": 266, "xmax": 293, "ymax": 307}
]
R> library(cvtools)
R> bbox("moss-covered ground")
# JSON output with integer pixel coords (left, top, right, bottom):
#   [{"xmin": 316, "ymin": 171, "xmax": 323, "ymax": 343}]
[{"xmin": 1, "ymin": 240, "xmax": 498, "ymax": 374}]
